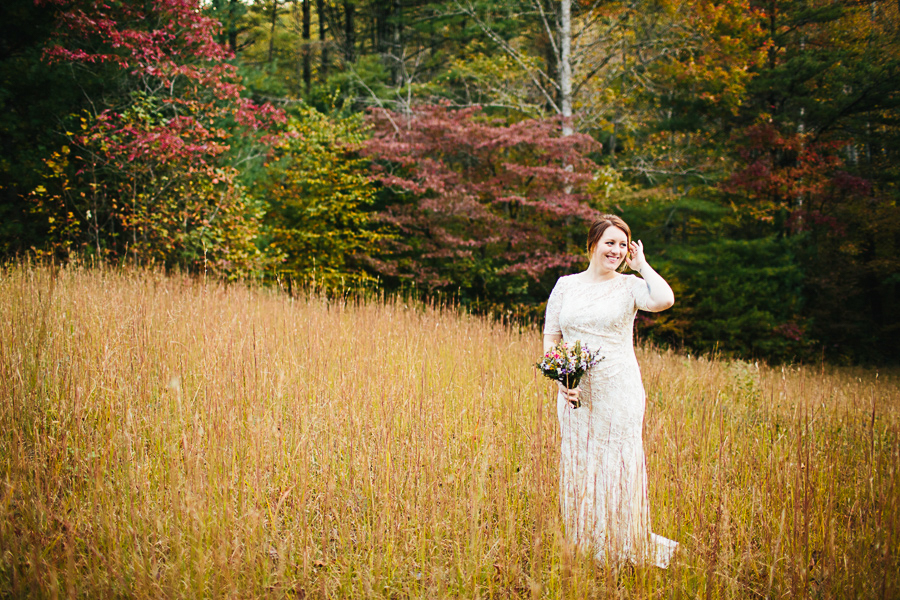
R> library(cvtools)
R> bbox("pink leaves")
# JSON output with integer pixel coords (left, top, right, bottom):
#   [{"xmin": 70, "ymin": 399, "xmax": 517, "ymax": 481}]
[
  {"xmin": 42, "ymin": 0, "xmax": 257, "ymax": 107},
  {"xmin": 363, "ymin": 103, "xmax": 597, "ymax": 205},
  {"xmin": 42, "ymin": 0, "xmax": 286, "ymax": 160},
  {"xmin": 361, "ymin": 103, "xmax": 600, "ymax": 289}
]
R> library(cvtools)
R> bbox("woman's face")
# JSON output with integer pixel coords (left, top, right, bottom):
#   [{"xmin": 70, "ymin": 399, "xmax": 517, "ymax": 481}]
[{"xmin": 592, "ymin": 226, "xmax": 629, "ymax": 272}]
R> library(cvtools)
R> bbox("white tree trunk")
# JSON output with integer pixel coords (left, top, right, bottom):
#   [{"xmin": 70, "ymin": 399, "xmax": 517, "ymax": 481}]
[
  {"xmin": 560, "ymin": 0, "xmax": 573, "ymax": 204},
  {"xmin": 559, "ymin": 0, "xmax": 573, "ymax": 137}
]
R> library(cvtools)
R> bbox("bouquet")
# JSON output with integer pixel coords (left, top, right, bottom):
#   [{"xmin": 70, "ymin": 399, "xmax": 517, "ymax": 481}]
[{"xmin": 535, "ymin": 340, "xmax": 603, "ymax": 408}]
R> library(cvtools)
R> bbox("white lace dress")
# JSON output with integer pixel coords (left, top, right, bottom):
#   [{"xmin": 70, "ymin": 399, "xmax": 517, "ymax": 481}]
[{"xmin": 543, "ymin": 273, "xmax": 678, "ymax": 568}]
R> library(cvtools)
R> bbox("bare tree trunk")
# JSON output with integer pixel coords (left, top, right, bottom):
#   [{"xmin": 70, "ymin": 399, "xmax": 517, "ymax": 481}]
[
  {"xmin": 302, "ymin": 0, "xmax": 311, "ymax": 95},
  {"xmin": 609, "ymin": 114, "xmax": 618, "ymax": 157},
  {"xmin": 796, "ymin": 35, "xmax": 806, "ymax": 222},
  {"xmin": 868, "ymin": 1, "xmax": 877, "ymax": 164},
  {"xmin": 213, "ymin": 0, "xmax": 240, "ymax": 54},
  {"xmin": 228, "ymin": 8, "xmax": 238, "ymax": 53},
  {"xmin": 542, "ymin": 29, "xmax": 557, "ymax": 114},
  {"xmin": 343, "ymin": 0, "xmax": 355, "ymax": 63},
  {"xmin": 268, "ymin": 0, "xmax": 279, "ymax": 65},
  {"xmin": 315, "ymin": 0, "xmax": 328, "ymax": 81},
  {"xmin": 392, "ymin": 0, "xmax": 402, "ymax": 86}
]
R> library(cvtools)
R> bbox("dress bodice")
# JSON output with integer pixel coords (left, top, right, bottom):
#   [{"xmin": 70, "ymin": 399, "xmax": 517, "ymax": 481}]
[{"xmin": 543, "ymin": 273, "xmax": 652, "ymax": 360}]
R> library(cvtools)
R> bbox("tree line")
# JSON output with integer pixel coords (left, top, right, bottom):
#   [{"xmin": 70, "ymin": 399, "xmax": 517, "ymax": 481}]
[{"xmin": 1, "ymin": 0, "xmax": 898, "ymax": 363}]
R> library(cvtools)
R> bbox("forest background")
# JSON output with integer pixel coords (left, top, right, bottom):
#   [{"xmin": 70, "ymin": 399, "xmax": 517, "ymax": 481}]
[{"xmin": 1, "ymin": 0, "xmax": 898, "ymax": 364}]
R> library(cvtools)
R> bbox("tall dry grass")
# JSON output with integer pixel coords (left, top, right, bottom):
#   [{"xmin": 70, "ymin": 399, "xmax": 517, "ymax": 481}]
[{"xmin": 0, "ymin": 264, "xmax": 897, "ymax": 599}]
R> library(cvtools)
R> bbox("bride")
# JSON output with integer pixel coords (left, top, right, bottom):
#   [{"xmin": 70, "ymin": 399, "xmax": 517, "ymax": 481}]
[{"xmin": 542, "ymin": 214, "xmax": 678, "ymax": 568}]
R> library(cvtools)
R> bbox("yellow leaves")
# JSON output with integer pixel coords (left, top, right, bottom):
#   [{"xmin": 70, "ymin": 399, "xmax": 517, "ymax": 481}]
[
  {"xmin": 266, "ymin": 111, "xmax": 382, "ymax": 283},
  {"xmin": 588, "ymin": 166, "xmax": 632, "ymax": 202}
]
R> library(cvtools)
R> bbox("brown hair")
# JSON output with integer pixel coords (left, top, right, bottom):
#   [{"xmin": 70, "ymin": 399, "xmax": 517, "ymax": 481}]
[{"xmin": 586, "ymin": 214, "xmax": 632, "ymax": 271}]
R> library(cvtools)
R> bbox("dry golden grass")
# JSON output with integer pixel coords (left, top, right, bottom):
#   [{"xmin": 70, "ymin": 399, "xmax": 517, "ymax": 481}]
[{"xmin": 0, "ymin": 264, "xmax": 898, "ymax": 599}]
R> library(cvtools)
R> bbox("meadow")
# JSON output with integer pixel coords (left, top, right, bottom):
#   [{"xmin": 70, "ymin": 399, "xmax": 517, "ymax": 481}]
[{"xmin": 1, "ymin": 264, "xmax": 898, "ymax": 599}]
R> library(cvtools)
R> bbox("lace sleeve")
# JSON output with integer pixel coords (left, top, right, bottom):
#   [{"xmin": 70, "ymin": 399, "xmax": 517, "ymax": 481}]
[
  {"xmin": 626, "ymin": 274, "xmax": 653, "ymax": 312},
  {"xmin": 543, "ymin": 277, "xmax": 566, "ymax": 335}
]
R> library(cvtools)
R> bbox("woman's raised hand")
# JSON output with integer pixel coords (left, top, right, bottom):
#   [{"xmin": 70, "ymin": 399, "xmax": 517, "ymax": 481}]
[
  {"xmin": 624, "ymin": 239, "xmax": 675, "ymax": 311},
  {"xmin": 625, "ymin": 240, "xmax": 648, "ymax": 273}
]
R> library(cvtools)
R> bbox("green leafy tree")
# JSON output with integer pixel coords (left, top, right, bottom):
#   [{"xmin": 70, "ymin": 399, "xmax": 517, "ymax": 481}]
[
  {"xmin": 263, "ymin": 107, "xmax": 383, "ymax": 287},
  {"xmin": 612, "ymin": 196, "xmax": 810, "ymax": 362},
  {"xmin": 723, "ymin": 0, "xmax": 900, "ymax": 362}
]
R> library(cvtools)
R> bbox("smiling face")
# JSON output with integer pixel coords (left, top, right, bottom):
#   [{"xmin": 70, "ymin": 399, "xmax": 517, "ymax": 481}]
[{"xmin": 591, "ymin": 226, "xmax": 629, "ymax": 274}]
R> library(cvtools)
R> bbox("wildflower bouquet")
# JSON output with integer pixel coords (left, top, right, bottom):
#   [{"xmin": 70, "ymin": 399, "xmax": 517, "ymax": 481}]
[{"xmin": 535, "ymin": 340, "xmax": 603, "ymax": 409}]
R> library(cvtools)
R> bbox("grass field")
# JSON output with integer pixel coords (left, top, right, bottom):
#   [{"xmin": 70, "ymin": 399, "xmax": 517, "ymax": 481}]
[{"xmin": 1, "ymin": 264, "xmax": 898, "ymax": 599}]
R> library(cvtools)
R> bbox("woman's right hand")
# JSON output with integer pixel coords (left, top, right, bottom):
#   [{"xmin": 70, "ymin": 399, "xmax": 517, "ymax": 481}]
[{"xmin": 558, "ymin": 382, "xmax": 581, "ymax": 408}]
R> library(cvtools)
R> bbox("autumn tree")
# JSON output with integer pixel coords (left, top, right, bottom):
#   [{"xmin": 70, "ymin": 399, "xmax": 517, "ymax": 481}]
[
  {"xmin": 603, "ymin": 0, "xmax": 900, "ymax": 362},
  {"xmin": 263, "ymin": 107, "xmax": 384, "ymax": 287},
  {"xmin": 30, "ymin": 0, "xmax": 285, "ymax": 277},
  {"xmin": 719, "ymin": 0, "xmax": 900, "ymax": 361},
  {"xmin": 362, "ymin": 103, "xmax": 598, "ymax": 312},
  {"xmin": 3, "ymin": 0, "xmax": 898, "ymax": 362}
]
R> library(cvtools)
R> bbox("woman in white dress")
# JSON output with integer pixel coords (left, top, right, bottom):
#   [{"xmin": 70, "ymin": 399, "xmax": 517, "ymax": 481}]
[{"xmin": 542, "ymin": 214, "xmax": 678, "ymax": 568}]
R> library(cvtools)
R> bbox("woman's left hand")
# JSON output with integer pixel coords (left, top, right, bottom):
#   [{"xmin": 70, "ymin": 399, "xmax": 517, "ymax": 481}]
[
  {"xmin": 625, "ymin": 240, "xmax": 648, "ymax": 272},
  {"xmin": 558, "ymin": 382, "xmax": 581, "ymax": 408}
]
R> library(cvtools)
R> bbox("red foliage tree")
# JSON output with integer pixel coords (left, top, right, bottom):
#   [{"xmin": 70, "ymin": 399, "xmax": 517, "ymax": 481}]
[
  {"xmin": 32, "ymin": 0, "xmax": 285, "ymax": 276},
  {"xmin": 725, "ymin": 123, "xmax": 870, "ymax": 232},
  {"xmin": 362, "ymin": 104, "xmax": 599, "ymax": 305}
]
